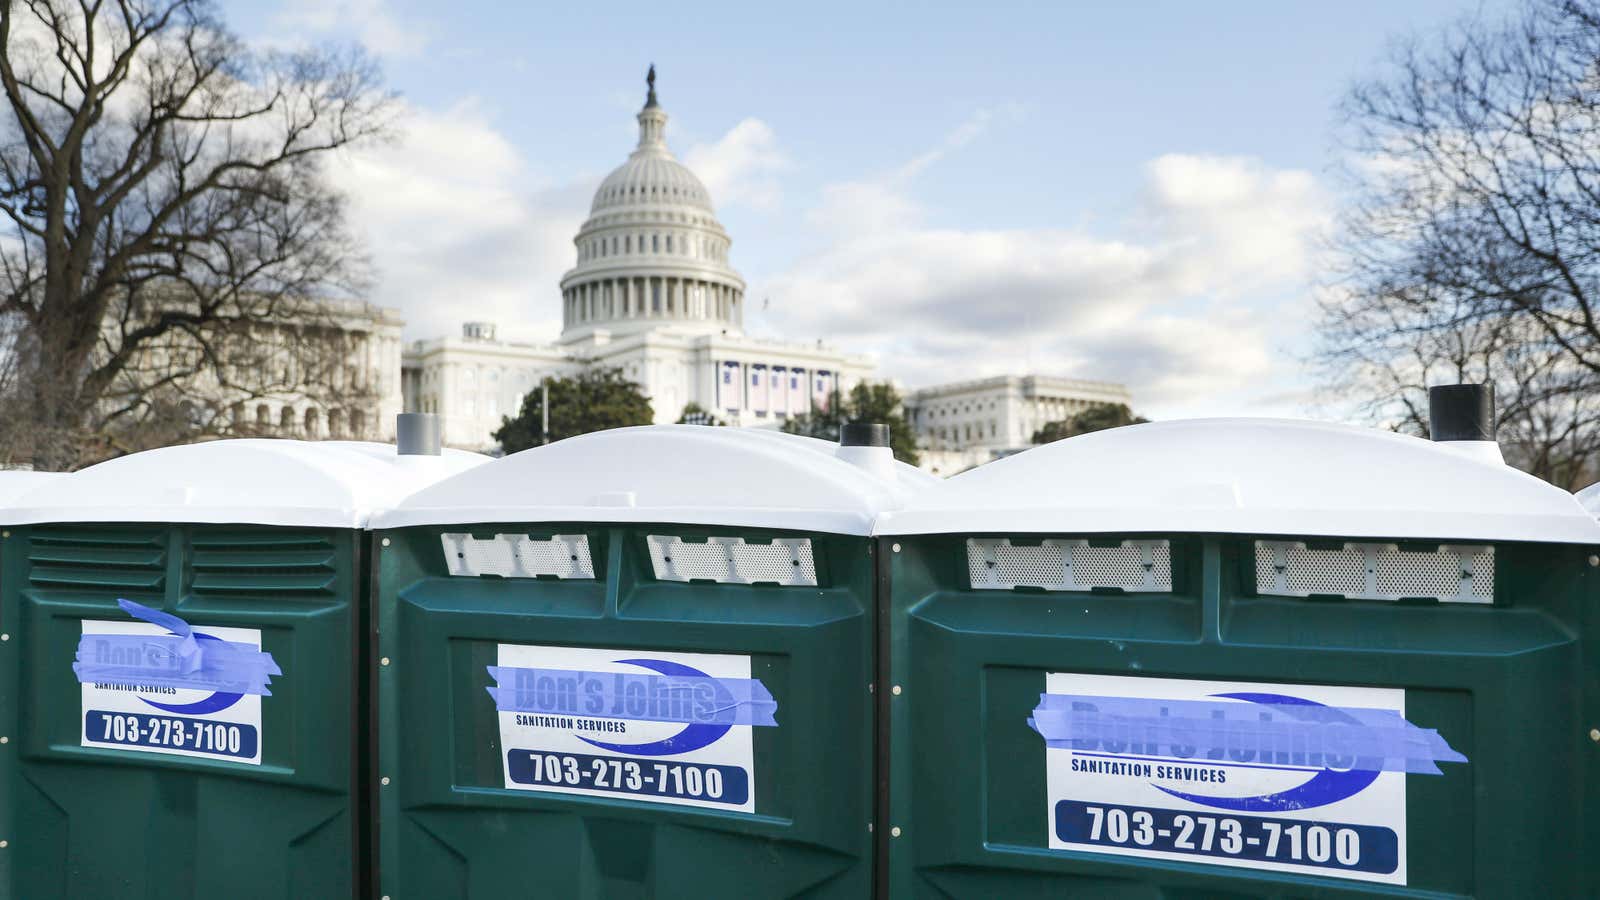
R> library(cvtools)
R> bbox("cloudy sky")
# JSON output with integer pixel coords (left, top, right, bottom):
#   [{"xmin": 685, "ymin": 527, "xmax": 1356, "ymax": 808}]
[{"xmin": 222, "ymin": 0, "xmax": 1511, "ymax": 418}]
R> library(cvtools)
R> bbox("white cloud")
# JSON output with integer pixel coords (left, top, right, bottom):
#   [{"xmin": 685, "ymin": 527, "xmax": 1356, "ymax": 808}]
[
  {"xmin": 330, "ymin": 100, "xmax": 588, "ymax": 342},
  {"xmin": 759, "ymin": 150, "xmax": 1327, "ymax": 416},
  {"xmin": 806, "ymin": 181, "xmax": 921, "ymax": 235},
  {"xmin": 1138, "ymin": 154, "xmax": 1328, "ymax": 294},
  {"xmin": 276, "ymin": 0, "xmax": 427, "ymax": 57},
  {"xmin": 894, "ymin": 106, "xmax": 1009, "ymax": 181},
  {"xmin": 332, "ymin": 111, "xmax": 818, "ymax": 347},
  {"xmin": 329, "ymin": 94, "xmax": 1323, "ymax": 417},
  {"xmin": 805, "ymin": 104, "xmax": 1015, "ymax": 237},
  {"xmin": 684, "ymin": 118, "xmax": 788, "ymax": 212}
]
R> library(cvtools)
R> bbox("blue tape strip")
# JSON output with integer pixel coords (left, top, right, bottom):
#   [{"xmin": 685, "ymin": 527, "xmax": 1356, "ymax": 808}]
[
  {"xmin": 1029, "ymin": 693, "xmax": 1467, "ymax": 775},
  {"xmin": 485, "ymin": 665, "xmax": 778, "ymax": 727},
  {"xmin": 72, "ymin": 599, "xmax": 281, "ymax": 696}
]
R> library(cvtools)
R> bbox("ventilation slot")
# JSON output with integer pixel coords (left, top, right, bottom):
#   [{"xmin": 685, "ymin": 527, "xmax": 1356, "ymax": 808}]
[
  {"xmin": 191, "ymin": 531, "xmax": 337, "ymax": 596},
  {"xmin": 647, "ymin": 535, "xmax": 816, "ymax": 586},
  {"xmin": 967, "ymin": 538, "xmax": 1171, "ymax": 593},
  {"xmin": 1254, "ymin": 541, "xmax": 1493, "ymax": 604},
  {"xmin": 442, "ymin": 533, "xmax": 594, "ymax": 579},
  {"xmin": 28, "ymin": 527, "xmax": 167, "ymax": 595}
]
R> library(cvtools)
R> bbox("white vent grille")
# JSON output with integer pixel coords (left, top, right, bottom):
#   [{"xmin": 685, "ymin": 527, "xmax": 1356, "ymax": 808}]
[
  {"xmin": 647, "ymin": 535, "xmax": 817, "ymax": 586},
  {"xmin": 966, "ymin": 539, "xmax": 1171, "ymax": 593},
  {"xmin": 1254, "ymin": 541, "xmax": 1493, "ymax": 604},
  {"xmin": 441, "ymin": 533, "xmax": 595, "ymax": 579}
]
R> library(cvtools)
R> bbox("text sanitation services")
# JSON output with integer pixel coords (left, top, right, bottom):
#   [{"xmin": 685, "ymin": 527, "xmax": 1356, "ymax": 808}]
[
  {"xmin": 1070, "ymin": 758, "xmax": 1227, "ymax": 784},
  {"xmin": 516, "ymin": 714, "xmax": 627, "ymax": 733}
]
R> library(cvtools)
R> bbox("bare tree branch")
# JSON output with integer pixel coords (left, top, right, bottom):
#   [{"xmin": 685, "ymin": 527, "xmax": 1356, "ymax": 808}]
[
  {"xmin": 1318, "ymin": 0, "xmax": 1600, "ymax": 487},
  {"xmin": 0, "ymin": 0, "xmax": 395, "ymax": 468}
]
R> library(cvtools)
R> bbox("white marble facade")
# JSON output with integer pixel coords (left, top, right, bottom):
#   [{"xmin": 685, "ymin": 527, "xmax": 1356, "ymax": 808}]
[{"xmin": 904, "ymin": 375, "xmax": 1134, "ymax": 475}]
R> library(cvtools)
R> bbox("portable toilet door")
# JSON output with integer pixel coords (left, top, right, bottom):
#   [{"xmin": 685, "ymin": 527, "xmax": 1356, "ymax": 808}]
[
  {"xmin": 873, "ymin": 415, "xmax": 1600, "ymax": 899},
  {"xmin": 367, "ymin": 424, "xmax": 931, "ymax": 900},
  {"xmin": 0, "ymin": 435, "xmax": 483, "ymax": 900}
]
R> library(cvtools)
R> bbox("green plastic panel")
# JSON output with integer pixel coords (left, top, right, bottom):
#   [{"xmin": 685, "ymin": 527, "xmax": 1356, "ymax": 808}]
[
  {"xmin": 373, "ymin": 524, "xmax": 875, "ymax": 900},
  {"xmin": 883, "ymin": 533, "xmax": 1600, "ymax": 899},
  {"xmin": 0, "ymin": 523, "xmax": 364, "ymax": 899}
]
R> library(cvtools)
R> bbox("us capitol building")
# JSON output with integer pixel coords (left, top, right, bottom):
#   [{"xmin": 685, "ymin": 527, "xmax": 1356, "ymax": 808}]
[
  {"xmin": 399, "ymin": 73, "xmax": 873, "ymax": 447},
  {"xmin": 397, "ymin": 71, "xmax": 1131, "ymax": 471}
]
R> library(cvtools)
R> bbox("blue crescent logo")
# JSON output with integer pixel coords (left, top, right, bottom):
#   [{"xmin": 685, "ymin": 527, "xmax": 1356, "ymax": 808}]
[
  {"xmin": 575, "ymin": 658, "xmax": 734, "ymax": 757},
  {"xmin": 1151, "ymin": 692, "xmax": 1381, "ymax": 812},
  {"xmin": 138, "ymin": 630, "xmax": 245, "ymax": 715}
]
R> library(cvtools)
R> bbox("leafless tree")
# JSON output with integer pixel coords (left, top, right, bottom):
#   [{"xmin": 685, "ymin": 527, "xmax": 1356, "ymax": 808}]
[
  {"xmin": 0, "ymin": 0, "xmax": 394, "ymax": 469},
  {"xmin": 1318, "ymin": 0, "xmax": 1600, "ymax": 486}
]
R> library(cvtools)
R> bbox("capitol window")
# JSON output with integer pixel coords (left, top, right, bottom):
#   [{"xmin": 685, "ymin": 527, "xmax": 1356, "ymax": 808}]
[
  {"xmin": 652, "ymin": 234, "xmax": 660, "ymax": 252},
  {"xmin": 666, "ymin": 234, "xmax": 673, "ymax": 253}
]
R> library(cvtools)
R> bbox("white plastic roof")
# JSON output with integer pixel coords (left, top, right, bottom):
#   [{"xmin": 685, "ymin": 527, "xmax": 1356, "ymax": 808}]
[
  {"xmin": 0, "ymin": 471, "xmax": 61, "ymax": 508},
  {"xmin": 875, "ymin": 417, "xmax": 1600, "ymax": 545},
  {"xmin": 371, "ymin": 425, "xmax": 937, "ymax": 535},
  {"xmin": 1577, "ymin": 482, "xmax": 1600, "ymax": 519},
  {"xmin": 0, "ymin": 440, "xmax": 488, "ymax": 529}
]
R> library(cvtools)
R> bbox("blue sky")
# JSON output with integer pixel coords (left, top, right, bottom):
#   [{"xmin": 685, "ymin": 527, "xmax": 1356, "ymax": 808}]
[{"xmin": 224, "ymin": 0, "xmax": 1513, "ymax": 417}]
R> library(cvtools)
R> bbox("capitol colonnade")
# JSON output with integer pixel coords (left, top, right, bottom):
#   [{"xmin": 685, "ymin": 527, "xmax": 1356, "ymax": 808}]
[{"xmin": 562, "ymin": 277, "xmax": 740, "ymax": 326}]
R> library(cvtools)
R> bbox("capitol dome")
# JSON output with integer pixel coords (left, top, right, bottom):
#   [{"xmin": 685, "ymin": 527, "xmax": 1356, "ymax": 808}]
[
  {"xmin": 590, "ymin": 142, "xmax": 713, "ymax": 214},
  {"xmin": 560, "ymin": 69, "xmax": 746, "ymax": 341}
]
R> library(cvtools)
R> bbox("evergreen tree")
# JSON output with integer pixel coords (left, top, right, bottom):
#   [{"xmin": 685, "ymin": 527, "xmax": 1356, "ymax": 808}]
[
  {"xmin": 676, "ymin": 402, "xmax": 726, "ymax": 426},
  {"xmin": 494, "ymin": 368, "xmax": 653, "ymax": 452},
  {"xmin": 1031, "ymin": 403, "xmax": 1148, "ymax": 445},
  {"xmin": 783, "ymin": 381, "xmax": 920, "ymax": 466}
]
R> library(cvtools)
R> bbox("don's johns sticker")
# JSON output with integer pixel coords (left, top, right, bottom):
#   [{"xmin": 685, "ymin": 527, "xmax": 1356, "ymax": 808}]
[
  {"xmin": 1030, "ymin": 674, "xmax": 1467, "ymax": 885},
  {"xmin": 487, "ymin": 644, "xmax": 778, "ymax": 813},
  {"xmin": 77, "ymin": 614, "xmax": 272, "ymax": 765}
]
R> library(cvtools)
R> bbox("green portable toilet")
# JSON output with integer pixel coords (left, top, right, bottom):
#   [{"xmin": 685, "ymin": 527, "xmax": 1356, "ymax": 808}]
[
  {"xmin": 0, "ymin": 428, "xmax": 484, "ymax": 900},
  {"xmin": 368, "ymin": 424, "xmax": 933, "ymax": 900},
  {"xmin": 873, "ymin": 400, "xmax": 1600, "ymax": 897}
]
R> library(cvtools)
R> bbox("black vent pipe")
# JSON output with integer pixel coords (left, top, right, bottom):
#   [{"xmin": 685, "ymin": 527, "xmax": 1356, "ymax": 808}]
[{"xmin": 1428, "ymin": 384, "xmax": 1496, "ymax": 443}]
